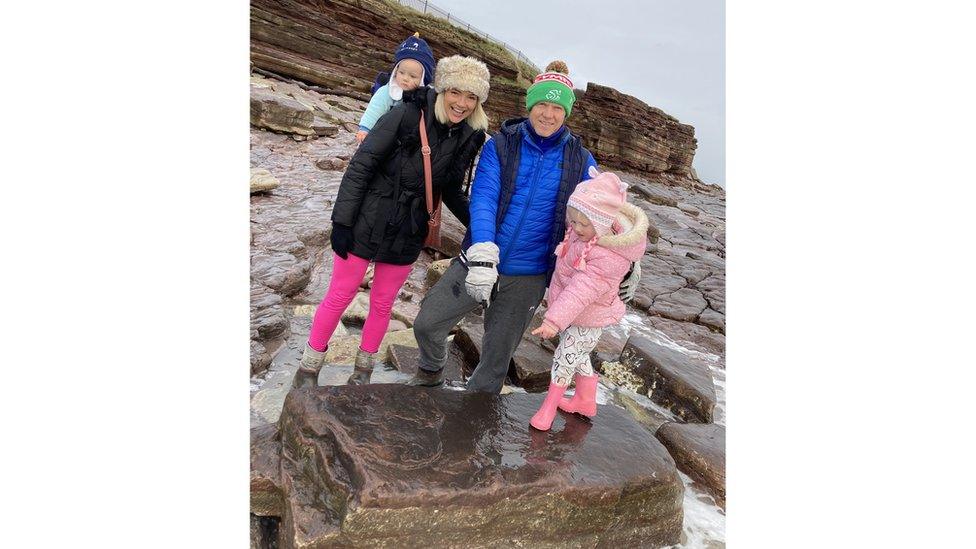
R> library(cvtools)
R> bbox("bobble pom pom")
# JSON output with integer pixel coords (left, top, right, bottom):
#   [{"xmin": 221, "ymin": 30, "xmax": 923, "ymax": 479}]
[{"xmin": 545, "ymin": 60, "xmax": 569, "ymax": 75}]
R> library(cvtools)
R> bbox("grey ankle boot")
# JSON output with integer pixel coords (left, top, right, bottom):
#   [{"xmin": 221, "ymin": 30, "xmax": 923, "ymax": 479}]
[
  {"xmin": 346, "ymin": 348, "xmax": 375, "ymax": 385},
  {"xmin": 292, "ymin": 342, "xmax": 325, "ymax": 390},
  {"xmin": 406, "ymin": 367, "xmax": 444, "ymax": 387}
]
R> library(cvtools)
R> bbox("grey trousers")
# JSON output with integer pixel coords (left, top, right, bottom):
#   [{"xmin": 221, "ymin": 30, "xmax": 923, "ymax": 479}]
[{"xmin": 414, "ymin": 260, "xmax": 548, "ymax": 393}]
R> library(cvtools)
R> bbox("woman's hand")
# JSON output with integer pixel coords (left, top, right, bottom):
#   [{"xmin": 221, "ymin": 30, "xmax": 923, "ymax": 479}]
[
  {"xmin": 531, "ymin": 321, "xmax": 559, "ymax": 339},
  {"xmin": 355, "ymin": 130, "xmax": 368, "ymax": 144},
  {"xmin": 330, "ymin": 223, "xmax": 354, "ymax": 259}
]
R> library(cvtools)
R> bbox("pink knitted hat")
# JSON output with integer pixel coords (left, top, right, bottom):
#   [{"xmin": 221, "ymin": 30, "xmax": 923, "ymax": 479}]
[{"xmin": 567, "ymin": 167, "xmax": 628, "ymax": 236}]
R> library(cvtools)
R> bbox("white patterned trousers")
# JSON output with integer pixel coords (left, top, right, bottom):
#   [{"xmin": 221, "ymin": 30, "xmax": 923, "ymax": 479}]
[{"xmin": 551, "ymin": 325, "xmax": 603, "ymax": 386}]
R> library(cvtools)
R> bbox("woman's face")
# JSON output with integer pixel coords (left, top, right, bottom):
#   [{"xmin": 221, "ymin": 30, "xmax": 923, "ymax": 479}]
[
  {"xmin": 443, "ymin": 88, "xmax": 478, "ymax": 124},
  {"xmin": 529, "ymin": 101, "xmax": 566, "ymax": 137},
  {"xmin": 394, "ymin": 59, "xmax": 424, "ymax": 92},
  {"xmin": 567, "ymin": 207, "xmax": 596, "ymax": 242}
]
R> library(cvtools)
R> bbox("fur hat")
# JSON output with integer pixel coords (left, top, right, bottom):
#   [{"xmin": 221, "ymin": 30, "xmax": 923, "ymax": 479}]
[
  {"xmin": 433, "ymin": 55, "xmax": 491, "ymax": 104},
  {"xmin": 526, "ymin": 60, "xmax": 577, "ymax": 117},
  {"xmin": 567, "ymin": 166, "xmax": 629, "ymax": 236}
]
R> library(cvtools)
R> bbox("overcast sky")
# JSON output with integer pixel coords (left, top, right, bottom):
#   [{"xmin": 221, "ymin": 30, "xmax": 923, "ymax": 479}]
[{"xmin": 434, "ymin": 0, "xmax": 725, "ymax": 187}]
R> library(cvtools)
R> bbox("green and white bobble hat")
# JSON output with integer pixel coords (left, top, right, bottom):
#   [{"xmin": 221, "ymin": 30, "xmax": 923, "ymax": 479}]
[{"xmin": 525, "ymin": 60, "xmax": 576, "ymax": 117}]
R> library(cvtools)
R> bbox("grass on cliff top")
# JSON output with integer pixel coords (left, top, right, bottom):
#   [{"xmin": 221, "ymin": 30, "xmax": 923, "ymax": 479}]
[{"xmin": 374, "ymin": 0, "xmax": 539, "ymax": 86}]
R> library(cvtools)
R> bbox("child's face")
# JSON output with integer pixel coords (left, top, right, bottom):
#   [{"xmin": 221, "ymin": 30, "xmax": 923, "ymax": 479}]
[
  {"xmin": 567, "ymin": 207, "xmax": 596, "ymax": 242},
  {"xmin": 394, "ymin": 59, "xmax": 424, "ymax": 91}
]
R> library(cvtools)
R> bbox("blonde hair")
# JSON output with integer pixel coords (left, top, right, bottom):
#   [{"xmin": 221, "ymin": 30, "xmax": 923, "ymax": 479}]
[{"xmin": 434, "ymin": 92, "xmax": 489, "ymax": 131}]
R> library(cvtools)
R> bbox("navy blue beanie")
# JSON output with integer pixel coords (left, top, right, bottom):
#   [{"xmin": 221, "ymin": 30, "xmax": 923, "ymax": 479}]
[{"xmin": 394, "ymin": 34, "xmax": 435, "ymax": 86}]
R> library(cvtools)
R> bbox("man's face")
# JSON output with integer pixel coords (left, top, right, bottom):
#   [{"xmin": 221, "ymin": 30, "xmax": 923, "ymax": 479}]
[
  {"xmin": 528, "ymin": 101, "xmax": 566, "ymax": 137},
  {"xmin": 394, "ymin": 59, "xmax": 424, "ymax": 91}
]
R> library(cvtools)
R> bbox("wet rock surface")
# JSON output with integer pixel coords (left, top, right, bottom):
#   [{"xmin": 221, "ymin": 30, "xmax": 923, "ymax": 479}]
[
  {"xmin": 656, "ymin": 423, "xmax": 726, "ymax": 509},
  {"xmin": 272, "ymin": 385, "xmax": 684, "ymax": 548},
  {"xmin": 251, "ymin": 423, "xmax": 284, "ymax": 517},
  {"xmin": 619, "ymin": 335, "xmax": 716, "ymax": 423},
  {"xmin": 388, "ymin": 343, "xmax": 466, "ymax": 382}
]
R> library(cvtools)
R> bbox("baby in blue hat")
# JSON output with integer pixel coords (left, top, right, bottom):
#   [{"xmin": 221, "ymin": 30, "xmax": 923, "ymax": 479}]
[{"xmin": 356, "ymin": 33, "xmax": 436, "ymax": 143}]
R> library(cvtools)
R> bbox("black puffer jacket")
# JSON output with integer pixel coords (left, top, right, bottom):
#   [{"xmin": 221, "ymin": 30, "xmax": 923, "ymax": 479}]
[{"xmin": 331, "ymin": 87, "xmax": 486, "ymax": 265}]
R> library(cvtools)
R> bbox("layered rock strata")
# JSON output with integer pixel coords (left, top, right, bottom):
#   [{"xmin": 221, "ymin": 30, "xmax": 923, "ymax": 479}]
[{"xmin": 249, "ymin": 0, "xmax": 702, "ymax": 180}]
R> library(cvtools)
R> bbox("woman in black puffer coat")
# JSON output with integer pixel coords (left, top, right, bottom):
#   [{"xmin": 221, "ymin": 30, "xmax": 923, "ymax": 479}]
[{"xmin": 294, "ymin": 55, "xmax": 490, "ymax": 388}]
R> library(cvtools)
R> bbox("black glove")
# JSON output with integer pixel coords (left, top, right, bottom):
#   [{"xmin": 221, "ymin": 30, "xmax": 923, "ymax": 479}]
[{"xmin": 330, "ymin": 223, "xmax": 354, "ymax": 260}]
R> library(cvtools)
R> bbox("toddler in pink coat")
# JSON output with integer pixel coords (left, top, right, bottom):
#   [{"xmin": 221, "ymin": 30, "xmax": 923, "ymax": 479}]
[{"xmin": 529, "ymin": 167, "xmax": 649, "ymax": 431}]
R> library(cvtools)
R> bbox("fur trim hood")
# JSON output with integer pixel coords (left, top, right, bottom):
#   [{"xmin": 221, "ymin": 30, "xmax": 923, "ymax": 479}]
[{"xmin": 599, "ymin": 202, "xmax": 649, "ymax": 261}]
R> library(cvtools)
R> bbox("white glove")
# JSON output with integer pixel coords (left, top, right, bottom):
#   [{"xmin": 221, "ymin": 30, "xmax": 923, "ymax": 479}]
[
  {"xmin": 463, "ymin": 241, "xmax": 499, "ymax": 304},
  {"xmin": 618, "ymin": 261, "xmax": 641, "ymax": 303}
]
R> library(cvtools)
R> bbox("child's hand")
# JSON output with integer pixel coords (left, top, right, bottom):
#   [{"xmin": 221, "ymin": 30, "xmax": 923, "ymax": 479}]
[
  {"xmin": 355, "ymin": 130, "xmax": 368, "ymax": 144},
  {"xmin": 531, "ymin": 321, "xmax": 559, "ymax": 339}
]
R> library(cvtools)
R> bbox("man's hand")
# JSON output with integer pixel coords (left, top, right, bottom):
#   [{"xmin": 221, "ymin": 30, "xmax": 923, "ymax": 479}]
[
  {"xmin": 531, "ymin": 320, "xmax": 559, "ymax": 339},
  {"xmin": 355, "ymin": 130, "xmax": 368, "ymax": 144},
  {"xmin": 618, "ymin": 261, "xmax": 641, "ymax": 303},
  {"xmin": 463, "ymin": 241, "xmax": 499, "ymax": 304}
]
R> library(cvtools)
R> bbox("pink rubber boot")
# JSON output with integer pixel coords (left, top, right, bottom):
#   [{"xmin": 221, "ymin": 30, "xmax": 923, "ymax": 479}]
[
  {"xmin": 558, "ymin": 374, "xmax": 599, "ymax": 417},
  {"xmin": 529, "ymin": 383, "xmax": 569, "ymax": 431}
]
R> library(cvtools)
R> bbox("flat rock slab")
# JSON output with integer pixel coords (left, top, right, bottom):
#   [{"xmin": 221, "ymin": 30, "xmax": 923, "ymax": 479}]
[
  {"xmin": 272, "ymin": 385, "xmax": 683, "ymax": 548},
  {"xmin": 656, "ymin": 422, "xmax": 726, "ymax": 509},
  {"xmin": 323, "ymin": 329, "xmax": 417, "ymax": 366},
  {"xmin": 511, "ymin": 336, "xmax": 555, "ymax": 392},
  {"xmin": 620, "ymin": 335, "xmax": 716, "ymax": 423},
  {"xmin": 387, "ymin": 343, "xmax": 465, "ymax": 382},
  {"xmin": 455, "ymin": 320, "xmax": 553, "ymax": 391},
  {"xmin": 250, "ymin": 87, "xmax": 315, "ymax": 135},
  {"xmin": 250, "ymin": 168, "xmax": 280, "ymax": 194}
]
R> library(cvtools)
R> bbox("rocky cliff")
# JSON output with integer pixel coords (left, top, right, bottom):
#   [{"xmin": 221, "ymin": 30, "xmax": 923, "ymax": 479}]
[{"xmin": 250, "ymin": 0, "xmax": 702, "ymax": 183}]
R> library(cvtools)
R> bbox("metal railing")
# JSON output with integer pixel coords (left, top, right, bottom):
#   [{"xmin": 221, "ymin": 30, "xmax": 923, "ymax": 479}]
[{"xmin": 392, "ymin": 0, "xmax": 539, "ymax": 74}]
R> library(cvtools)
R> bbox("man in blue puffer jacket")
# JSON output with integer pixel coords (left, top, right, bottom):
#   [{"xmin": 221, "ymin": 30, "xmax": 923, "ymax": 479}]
[{"xmin": 409, "ymin": 60, "xmax": 598, "ymax": 393}]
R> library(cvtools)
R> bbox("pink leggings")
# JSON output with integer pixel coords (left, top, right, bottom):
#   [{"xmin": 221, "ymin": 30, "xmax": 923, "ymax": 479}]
[{"xmin": 307, "ymin": 252, "xmax": 413, "ymax": 354}]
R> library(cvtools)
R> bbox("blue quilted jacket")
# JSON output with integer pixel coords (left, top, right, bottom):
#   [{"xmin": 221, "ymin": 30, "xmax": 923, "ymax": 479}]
[{"xmin": 467, "ymin": 118, "xmax": 597, "ymax": 276}]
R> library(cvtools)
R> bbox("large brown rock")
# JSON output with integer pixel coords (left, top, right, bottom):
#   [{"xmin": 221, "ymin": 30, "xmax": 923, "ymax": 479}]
[
  {"xmin": 251, "ymin": 248, "xmax": 313, "ymax": 297},
  {"xmin": 619, "ymin": 335, "xmax": 716, "ymax": 423},
  {"xmin": 250, "ymin": 87, "xmax": 315, "ymax": 135},
  {"xmin": 250, "ymin": 281, "xmax": 288, "ymax": 341},
  {"xmin": 272, "ymin": 385, "xmax": 683, "ymax": 547},
  {"xmin": 452, "ymin": 318, "xmax": 486, "ymax": 377},
  {"xmin": 656, "ymin": 422, "xmax": 726, "ymax": 508},
  {"xmin": 387, "ymin": 343, "xmax": 465, "ymax": 383},
  {"xmin": 251, "ymin": 339, "xmax": 272, "ymax": 375},
  {"xmin": 251, "ymin": 424, "xmax": 285, "ymax": 517},
  {"xmin": 428, "ymin": 208, "xmax": 465, "ymax": 257},
  {"xmin": 250, "ymin": 168, "xmax": 280, "ymax": 194},
  {"xmin": 454, "ymin": 318, "xmax": 553, "ymax": 391},
  {"xmin": 510, "ymin": 335, "xmax": 555, "ymax": 392}
]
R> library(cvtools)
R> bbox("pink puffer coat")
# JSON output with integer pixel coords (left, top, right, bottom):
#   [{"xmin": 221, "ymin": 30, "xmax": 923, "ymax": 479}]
[{"xmin": 543, "ymin": 202, "xmax": 649, "ymax": 330}]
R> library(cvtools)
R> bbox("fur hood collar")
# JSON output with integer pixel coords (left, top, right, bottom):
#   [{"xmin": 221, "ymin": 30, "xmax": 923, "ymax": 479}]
[{"xmin": 599, "ymin": 202, "xmax": 648, "ymax": 261}]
